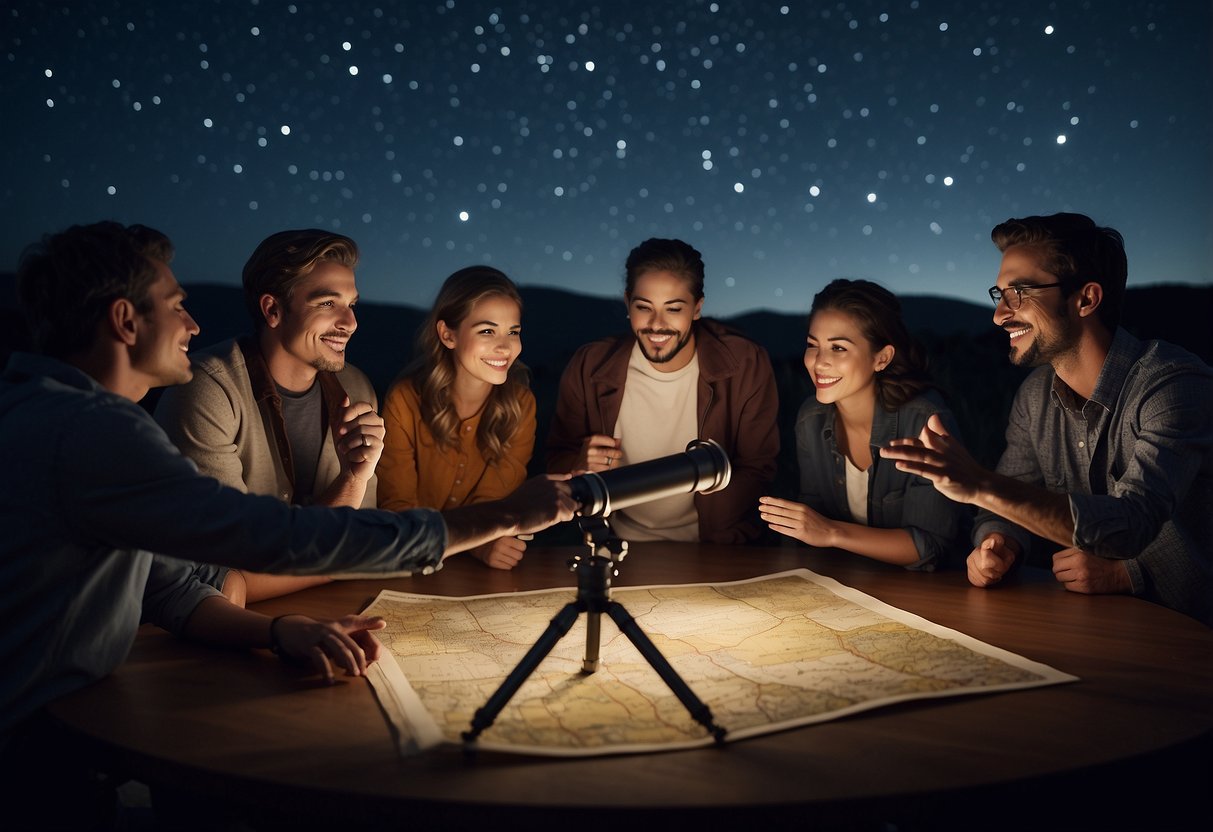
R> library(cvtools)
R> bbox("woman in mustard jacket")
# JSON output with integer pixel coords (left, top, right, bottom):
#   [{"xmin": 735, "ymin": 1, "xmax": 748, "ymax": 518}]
[{"xmin": 379, "ymin": 267, "xmax": 536, "ymax": 569}]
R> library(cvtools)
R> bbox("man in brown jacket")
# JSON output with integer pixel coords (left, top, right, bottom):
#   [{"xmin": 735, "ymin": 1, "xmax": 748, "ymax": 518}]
[{"xmin": 545, "ymin": 238, "xmax": 779, "ymax": 543}]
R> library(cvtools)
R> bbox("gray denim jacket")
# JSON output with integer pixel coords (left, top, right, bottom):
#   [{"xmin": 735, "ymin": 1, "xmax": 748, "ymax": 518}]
[{"xmin": 795, "ymin": 389, "xmax": 969, "ymax": 570}]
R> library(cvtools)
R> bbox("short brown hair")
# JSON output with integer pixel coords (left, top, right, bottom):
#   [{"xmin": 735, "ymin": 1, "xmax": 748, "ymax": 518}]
[
  {"xmin": 991, "ymin": 213, "xmax": 1127, "ymax": 330},
  {"xmin": 17, "ymin": 221, "xmax": 173, "ymax": 358},
  {"xmin": 241, "ymin": 230, "xmax": 358, "ymax": 330}
]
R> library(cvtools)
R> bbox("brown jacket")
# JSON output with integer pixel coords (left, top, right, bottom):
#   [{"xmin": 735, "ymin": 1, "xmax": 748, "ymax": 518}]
[{"xmin": 545, "ymin": 319, "xmax": 779, "ymax": 543}]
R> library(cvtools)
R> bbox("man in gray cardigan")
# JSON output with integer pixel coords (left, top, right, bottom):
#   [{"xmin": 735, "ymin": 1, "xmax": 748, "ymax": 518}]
[
  {"xmin": 155, "ymin": 229, "xmax": 385, "ymax": 603},
  {"xmin": 881, "ymin": 213, "xmax": 1213, "ymax": 625}
]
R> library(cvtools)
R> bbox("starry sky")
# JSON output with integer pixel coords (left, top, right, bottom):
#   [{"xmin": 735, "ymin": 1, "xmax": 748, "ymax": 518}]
[{"xmin": 3, "ymin": 0, "xmax": 1210, "ymax": 316}]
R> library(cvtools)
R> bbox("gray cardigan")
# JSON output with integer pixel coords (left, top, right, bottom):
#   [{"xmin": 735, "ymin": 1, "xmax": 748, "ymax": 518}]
[{"xmin": 154, "ymin": 337, "xmax": 379, "ymax": 507}]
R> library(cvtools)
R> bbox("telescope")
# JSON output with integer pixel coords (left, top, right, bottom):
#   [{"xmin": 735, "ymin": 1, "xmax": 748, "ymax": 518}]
[
  {"xmin": 568, "ymin": 438, "xmax": 732, "ymax": 518},
  {"xmin": 462, "ymin": 438, "xmax": 734, "ymax": 747}
]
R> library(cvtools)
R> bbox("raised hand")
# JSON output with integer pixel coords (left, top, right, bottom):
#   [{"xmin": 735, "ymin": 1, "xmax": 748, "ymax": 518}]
[
  {"xmin": 880, "ymin": 413, "xmax": 987, "ymax": 503},
  {"xmin": 336, "ymin": 396, "xmax": 385, "ymax": 482}
]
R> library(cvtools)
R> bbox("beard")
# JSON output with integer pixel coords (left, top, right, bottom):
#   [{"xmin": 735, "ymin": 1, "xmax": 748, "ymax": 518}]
[
  {"xmin": 636, "ymin": 327, "xmax": 695, "ymax": 365},
  {"xmin": 307, "ymin": 329, "xmax": 348, "ymax": 373},
  {"xmin": 310, "ymin": 356, "xmax": 345, "ymax": 373},
  {"xmin": 1008, "ymin": 315, "xmax": 1079, "ymax": 368}
]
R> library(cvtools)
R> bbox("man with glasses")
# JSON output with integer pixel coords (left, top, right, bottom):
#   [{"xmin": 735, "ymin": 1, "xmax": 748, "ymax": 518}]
[{"xmin": 880, "ymin": 213, "xmax": 1213, "ymax": 625}]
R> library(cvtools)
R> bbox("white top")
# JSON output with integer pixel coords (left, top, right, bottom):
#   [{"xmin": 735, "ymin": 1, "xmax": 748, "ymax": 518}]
[
  {"xmin": 608, "ymin": 343, "xmax": 700, "ymax": 542},
  {"xmin": 844, "ymin": 454, "xmax": 869, "ymax": 525}
]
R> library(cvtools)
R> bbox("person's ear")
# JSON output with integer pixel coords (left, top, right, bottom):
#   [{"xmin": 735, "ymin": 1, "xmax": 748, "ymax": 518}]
[
  {"xmin": 260, "ymin": 294, "xmax": 283, "ymax": 329},
  {"xmin": 108, "ymin": 298, "xmax": 139, "ymax": 346},
  {"xmin": 1076, "ymin": 281, "xmax": 1103, "ymax": 319},
  {"xmin": 437, "ymin": 320, "xmax": 457, "ymax": 349},
  {"xmin": 692, "ymin": 296, "xmax": 704, "ymax": 321},
  {"xmin": 874, "ymin": 345, "xmax": 895, "ymax": 372}
]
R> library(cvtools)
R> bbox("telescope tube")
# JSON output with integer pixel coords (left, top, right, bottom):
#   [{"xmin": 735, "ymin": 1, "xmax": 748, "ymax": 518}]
[{"xmin": 568, "ymin": 439, "xmax": 731, "ymax": 518}]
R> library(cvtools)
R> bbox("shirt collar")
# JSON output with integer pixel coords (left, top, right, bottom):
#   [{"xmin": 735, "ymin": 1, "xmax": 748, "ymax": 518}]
[
  {"xmin": 1048, "ymin": 327, "xmax": 1142, "ymax": 414},
  {"xmin": 819, "ymin": 401, "xmax": 906, "ymax": 449},
  {"xmin": 1089, "ymin": 327, "xmax": 1143, "ymax": 410},
  {"xmin": 238, "ymin": 336, "xmax": 280, "ymax": 405}
]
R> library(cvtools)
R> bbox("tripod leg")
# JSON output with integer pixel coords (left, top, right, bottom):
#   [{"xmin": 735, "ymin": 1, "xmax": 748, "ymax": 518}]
[
  {"xmin": 462, "ymin": 602, "xmax": 581, "ymax": 744},
  {"xmin": 605, "ymin": 602, "xmax": 727, "ymax": 743},
  {"xmin": 582, "ymin": 611, "xmax": 601, "ymax": 673}
]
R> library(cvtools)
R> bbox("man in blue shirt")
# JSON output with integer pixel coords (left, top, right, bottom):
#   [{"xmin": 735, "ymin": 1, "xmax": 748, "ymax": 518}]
[
  {"xmin": 881, "ymin": 213, "xmax": 1213, "ymax": 626},
  {"xmin": 0, "ymin": 221, "xmax": 574, "ymax": 825}
]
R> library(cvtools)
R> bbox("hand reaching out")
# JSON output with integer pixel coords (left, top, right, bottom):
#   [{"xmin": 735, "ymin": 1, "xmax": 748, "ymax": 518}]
[{"xmin": 500, "ymin": 474, "xmax": 578, "ymax": 535}]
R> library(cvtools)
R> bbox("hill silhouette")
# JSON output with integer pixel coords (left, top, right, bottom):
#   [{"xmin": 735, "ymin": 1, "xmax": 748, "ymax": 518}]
[{"xmin": 2, "ymin": 274, "xmax": 1210, "ymax": 497}]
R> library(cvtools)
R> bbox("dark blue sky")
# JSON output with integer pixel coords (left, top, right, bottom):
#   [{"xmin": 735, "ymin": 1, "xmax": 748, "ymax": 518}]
[{"xmin": 4, "ymin": 0, "xmax": 1210, "ymax": 316}]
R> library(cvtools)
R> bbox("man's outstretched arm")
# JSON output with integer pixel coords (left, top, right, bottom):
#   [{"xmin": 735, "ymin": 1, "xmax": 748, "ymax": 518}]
[{"xmin": 879, "ymin": 413, "xmax": 1074, "ymax": 547}]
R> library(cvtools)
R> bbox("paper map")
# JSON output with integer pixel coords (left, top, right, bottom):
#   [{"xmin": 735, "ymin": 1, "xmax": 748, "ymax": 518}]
[{"xmin": 365, "ymin": 569, "xmax": 1076, "ymax": 756}]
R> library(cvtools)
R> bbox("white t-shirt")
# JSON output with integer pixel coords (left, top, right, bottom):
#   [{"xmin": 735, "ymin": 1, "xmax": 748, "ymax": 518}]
[
  {"xmin": 844, "ymin": 455, "xmax": 869, "ymax": 525},
  {"xmin": 608, "ymin": 343, "xmax": 700, "ymax": 541}
]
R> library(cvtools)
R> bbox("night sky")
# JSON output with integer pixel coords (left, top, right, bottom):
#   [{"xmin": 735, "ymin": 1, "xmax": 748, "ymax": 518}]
[{"xmin": 4, "ymin": 0, "xmax": 1210, "ymax": 317}]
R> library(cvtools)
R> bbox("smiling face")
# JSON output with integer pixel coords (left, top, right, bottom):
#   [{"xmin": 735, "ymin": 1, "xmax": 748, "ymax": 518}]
[
  {"xmin": 438, "ymin": 293, "xmax": 522, "ymax": 390},
  {"xmin": 804, "ymin": 308, "xmax": 892, "ymax": 409},
  {"xmin": 993, "ymin": 245, "xmax": 1077, "ymax": 368},
  {"xmin": 130, "ymin": 261, "xmax": 200, "ymax": 389},
  {"xmin": 626, "ymin": 269, "xmax": 703, "ymax": 372},
  {"xmin": 262, "ymin": 260, "xmax": 359, "ymax": 389}
]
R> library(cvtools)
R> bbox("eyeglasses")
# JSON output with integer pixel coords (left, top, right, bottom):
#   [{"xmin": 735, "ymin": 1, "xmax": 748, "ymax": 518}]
[{"xmin": 987, "ymin": 282, "xmax": 1063, "ymax": 310}]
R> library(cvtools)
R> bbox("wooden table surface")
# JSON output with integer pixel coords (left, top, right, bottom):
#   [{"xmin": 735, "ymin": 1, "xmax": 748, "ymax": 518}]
[{"xmin": 48, "ymin": 542, "xmax": 1213, "ymax": 830}]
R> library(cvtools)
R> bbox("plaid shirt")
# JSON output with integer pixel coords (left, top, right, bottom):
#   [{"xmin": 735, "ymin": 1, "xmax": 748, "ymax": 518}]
[{"xmin": 976, "ymin": 327, "xmax": 1213, "ymax": 625}]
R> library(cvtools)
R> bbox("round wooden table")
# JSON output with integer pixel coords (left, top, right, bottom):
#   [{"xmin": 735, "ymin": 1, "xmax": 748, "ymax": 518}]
[{"xmin": 48, "ymin": 542, "xmax": 1213, "ymax": 830}]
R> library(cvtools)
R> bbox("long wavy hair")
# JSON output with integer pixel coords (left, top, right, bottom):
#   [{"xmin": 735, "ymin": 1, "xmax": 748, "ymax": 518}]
[
  {"xmin": 406, "ymin": 266, "xmax": 529, "ymax": 463},
  {"xmin": 809, "ymin": 278, "xmax": 934, "ymax": 410}
]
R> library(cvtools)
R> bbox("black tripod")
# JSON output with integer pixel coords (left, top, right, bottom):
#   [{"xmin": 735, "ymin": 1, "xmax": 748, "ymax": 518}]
[{"xmin": 461, "ymin": 518, "xmax": 727, "ymax": 745}]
